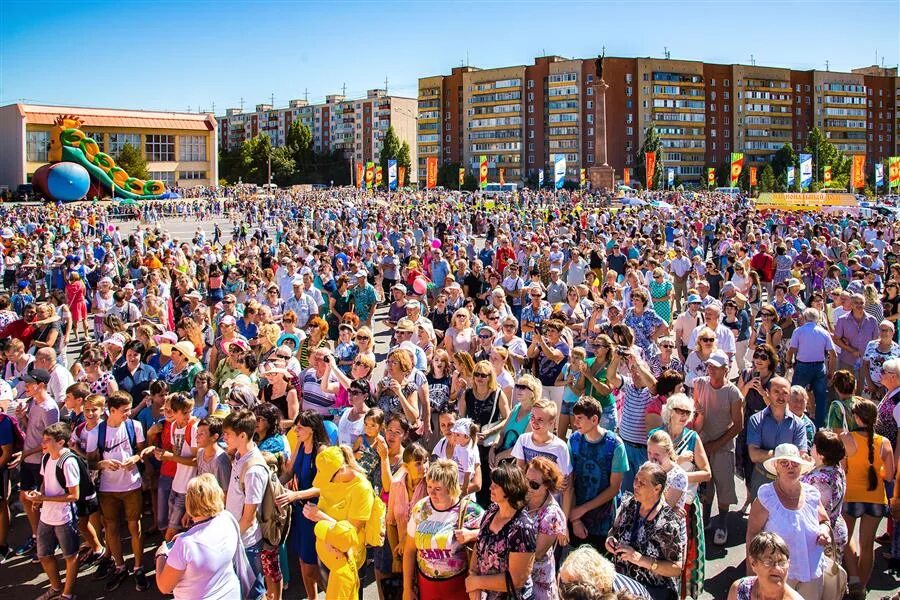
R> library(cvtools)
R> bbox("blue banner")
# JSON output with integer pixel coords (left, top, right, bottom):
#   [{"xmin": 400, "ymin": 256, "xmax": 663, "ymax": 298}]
[
  {"xmin": 388, "ymin": 160, "xmax": 397, "ymax": 190},
  {"xmin": 787, "ymin": 166, "xmax": 795, "ymax": 188},
  {"xmin": 667, "ymin": 168, "xmax": 674, "ymax": 187},
  {"xmin": 538, "ymin": 169, "xmax": 544, "ymax": 188},
  {"xmin": 876, "ymin": 163, "xmax": 884, "ymax": 188},
  {"xmin": 554, "ymin": 156, "xmax": 566, "ymax": 190},
  {"xmin": 799, "ymin": 154, "xmax": 813, "ymax": 189}
]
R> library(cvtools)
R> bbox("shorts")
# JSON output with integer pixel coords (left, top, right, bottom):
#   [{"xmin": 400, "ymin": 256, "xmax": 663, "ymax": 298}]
[
  {"xmin": 75, "ymin": 495, "xmax": 100, "ymax": 519},
  {"xmin": 844, "ymin": 501, "xmax": 888, "ymax": 518},
  {"xmin": 702, "ymin": 447, "xmax": 737, "ymax": 507},
  {"xmin": 20, "ymin": 462, "xmax": 42, "ymax": 492},
  {"xmin": 260, "ymin": 546, "xmax": 282, "ymax": 579},
  {"xmin": 37, "ymin": 518, "xmax": 80, "ymax": 559},
  {"xmin": 561, "ymin": 394, "xmax": 578, "ymax": 416},
  {"xmin": 99, "ymin": 488, "xmax": 143, "ymax": 523},
  {"xmin": 167, "ymin": 490, "xmax": 187, "ymax": 531}
]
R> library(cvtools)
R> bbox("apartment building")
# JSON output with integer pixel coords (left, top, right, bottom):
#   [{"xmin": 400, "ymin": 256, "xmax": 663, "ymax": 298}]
[
  {"xmin": 217, "ymin": 89, "xmax": 418, "ymax": 181},
  {"xmin": 422, "ymin": 56, "xmax": 899, "ymax": 185}
]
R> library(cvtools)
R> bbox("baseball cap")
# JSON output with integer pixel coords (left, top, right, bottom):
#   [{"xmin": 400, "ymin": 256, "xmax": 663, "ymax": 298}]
[
  {"xmin": 220, "ymin": 314, "xmax": 237, "ymax": 326},
  {"xmin": 391, "ymin": 283, "xmax": 407, "ymax": 294},
  {"xmin": 705, "ymin": 350, "xmax": 729, "ymax": 368},
  {"xmin": 23, "ymin": 368, "xmax": 51, "ymax": 385},
  {"xmin": 687, "ymin": 294, "xmax": 702, "ymax": 304}
]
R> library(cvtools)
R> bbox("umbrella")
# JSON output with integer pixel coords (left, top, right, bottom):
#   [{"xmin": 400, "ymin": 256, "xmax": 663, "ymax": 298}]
[
  {"xmin": 160, "ymin": 191, "xmax": 181, "ymax": 199},
  {"xmin": 117, "ymin": 198, "xmax": 138, "ymax": 206}
]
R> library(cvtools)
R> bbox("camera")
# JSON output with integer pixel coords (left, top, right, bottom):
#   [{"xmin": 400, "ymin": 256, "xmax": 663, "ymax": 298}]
[{"xmin": 616, "ymin": 346, "xmax": 629, "ymax": 356}]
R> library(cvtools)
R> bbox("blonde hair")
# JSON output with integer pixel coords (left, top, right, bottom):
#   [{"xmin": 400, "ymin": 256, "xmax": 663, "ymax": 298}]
[
  {"xmin": 84, "ymin": 394, "xmax": 106, "ymax": 409},
  {"xmin": 533, "ymin": 397, "xmax": 558, "ymax": 420},
  {"xmin": 185, "ymin": 473, "xmax": 225, "ymax": 519},
  {"xmin": 558, "ymin": 545, "xmax": 615, "ymax": 591},
  {"xmin": 515, "ymin": 373, "xmax": 543, "ymax": 403},
  {"xmin": 426, "ymin": 458, "xmax": 461, "ymax": 499},
  {"xmin": 472, "ymin": 359, "xmax": 499, "ymax": 391},
  {"xmin": 648, "ymin": 430, "xmax": 677, "ymax": 461},
  {"xmin": 257, "ymin": 323, "xmax": 281, "ymax": 347},
  {"xmin": 661, "ymin": 392, "xmax": 694, "ymax": 425}
]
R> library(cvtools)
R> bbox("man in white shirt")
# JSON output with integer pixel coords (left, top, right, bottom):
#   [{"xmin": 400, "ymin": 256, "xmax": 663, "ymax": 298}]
[{"xmin": 34, "ymin": 348, "xmax": 74, "ymax": 409}]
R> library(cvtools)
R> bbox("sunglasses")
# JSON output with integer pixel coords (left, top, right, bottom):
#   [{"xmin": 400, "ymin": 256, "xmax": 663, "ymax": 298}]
[
  {"xmin": 671, "ymin": 407, "xmax": 692, "ymax": 416},
  {"xmin": 753, "ymin": 352, "xmax": 769, "ymax": 360},
  {"xmin": 761, "ymin": 312, "xmax": 775, "ymax": 318},
  {"xmin": 659, "ymin": 344, "xmax": 675, "ymax": 349},
  {"xmin": 478, "ymin": 334, "xmax": 493, "ymax": 340},
  {"xmin": 527, "ymin": 479, "xmax": 543, "ymax": 491},
  {"xmin": 356, "ymin": 336, "xmax": 370, "ymax": 341},
  {"xmin": 223, "ymin": 300, "xmax": 235, "ymax": 304},
  {"xmin": 473, "ymin": 372, "xmax": 489, "ymax": 379},
  {"xmin": 699, "ymin": 337, "xmax": 716, "ymax": 342}
]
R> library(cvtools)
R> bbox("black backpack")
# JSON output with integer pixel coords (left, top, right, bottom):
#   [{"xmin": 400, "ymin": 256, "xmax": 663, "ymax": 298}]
[{"xmin": 41, "ymin": 451, "xmax": 97, "ymax": 509}]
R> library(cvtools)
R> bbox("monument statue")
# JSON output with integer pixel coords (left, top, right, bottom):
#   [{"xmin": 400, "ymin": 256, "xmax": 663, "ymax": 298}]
[{"xmin": 594, "ymin": 51, "xmax": 605, "ymax": 81}]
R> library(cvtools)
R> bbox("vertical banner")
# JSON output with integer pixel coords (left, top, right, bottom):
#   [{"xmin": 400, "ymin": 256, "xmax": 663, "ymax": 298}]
[
  {"xmin": 623, "ymin": 168, "xmax": 630, "ymax": 186},
  {"xmin": 458, "ymin": 167, "xmax": 465, "ymax": 187},
  {"xmin": 479, "ymin": 155, "xmax": 488, "ymax": 189},
  {"xmin": 667, "ymin": 168, "xmax": 674, "ymax": 187},
  {"xmin": 749, "ymin": 166, "xmax": 758, "ymax": 188},
  {"xmin": 580, "ymin": 168, "xmax": 586, "ymax": 189},
  {"xmin": 875, "ymin": 163, "xmax": 884, "ymax": 189},
  {"xmin": 499, "ymin": 168, "xmax": 505, "ymax": 186},
  {"xmin": 730, "ymin": 152, "xmax": 744, "ymax": 187},
  {"xmin": 356, "ymin": 162, "xmax": 364, "ymax": 189},
  {"xmin": 538, "ymin": 168, "xmax": 544, "ymax": 188},
  {"xmin": 787, "ymin": 166, "xmax": 795, "ymax": 188},
  {"xmin": 398, "ymin": 165, "xmax": 406, "ymax": 188},
  {"xmin": 645, "ymin": 152, "xmax": 656, "ymax": 190},
  {"xmin": 388, "ymin": 159, "xmax": 398, "ymax": 190},
  {"xmin": 706, "ymin": 167, "xmax": 715, "ymax": 187},
  {"xmin": 891, "ymin": 157, "xmax": 900, "ymax": 189},
  {"xmin": 823, "ymin": 165, "xmax": 832, "ymax": 184},
  {"xmin": 426, "ymin": 156, "xmax": 438, "ymax": 189},
  {"xmin": 554, "ymin": 155, "xmax": 566, "ymax": 190},
  {"xmin": 851, "ymin": 155, "xmax": 865, "ymax": 190},
  {"xmin": 364, "ymin": 161, "xmax": 375, "ymax": 189},
  {"xmin": 375, "ymin": 165, "xmax": 383, "ymax": 187},
  {"xmin": 799, "ymin": 154, "xmax": 813, "ymax": 189}
]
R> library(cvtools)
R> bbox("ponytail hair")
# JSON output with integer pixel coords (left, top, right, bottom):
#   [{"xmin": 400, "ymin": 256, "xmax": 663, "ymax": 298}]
[{"xmin": 852, "ymin": 399, "xmax": 879, "ymax": 491}]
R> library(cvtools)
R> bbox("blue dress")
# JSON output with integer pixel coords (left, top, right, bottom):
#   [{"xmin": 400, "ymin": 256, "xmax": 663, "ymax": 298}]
[{"xmin": 288, "ymin": 447, "xmax": 317, "ymax": 563}]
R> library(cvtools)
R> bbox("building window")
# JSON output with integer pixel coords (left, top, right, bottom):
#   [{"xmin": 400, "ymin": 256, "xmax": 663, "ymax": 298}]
[
  {"xmin": 626, "ymin": 87, "xmax": 632, "ymax": 96},
  {"xmin": 145, "ymin": 135, "xmax": 175, "ymax": 161},
  {"xmin": 626, "ymin": 100, "xmax": 633, "ymax": 109},
  {"xmin": 626, "ymin": 126, "xmax": 633, "ymax": 135},
  {"xmin": 725, "ymin": 142, "xmax": 730, "ymax": 150},
  {"xmin": 724, "ymin": 79, "xmax": 730, "ymax": 86},
  {"xmin": 149, "ymin": 171, "xmax": 175, "ymax": 186},
  {"xmin": 710, "ymin": 103, "xmax": 716, "ymax": 112},
  {"xmin": 587, "ymin": 114, "xmax": 594, "ymax": 123},
  {"xmin": 586, "ymin": 101, "xmax": 593, "ymax": 109},
  {"xmin": 528, "ymin": 117, "xmax": 534, "ymax": 126},
  {"xmin": 626, "ymin": 73, "xmax": 633, "ymax": 83},
  {"xmin": 711, "ymin": 91, "xmax": 717, "ymax": 101},
  {"xmin": 626, "ymin": 114, "xmax": 633, "ymax": 124},
  {"xmin": 178, "ymin": 170, "xmax": 207, "ymax": 181},
  {"xmin": 528, "ymin": 143, "xmax": 534, "ymax": 151},
  {"xmin": 25, "ymin": 131, "xmax": 50, "ymax": 162},
  {"xmin": 528, "ymin": 156, "xmax": 534, "ymax": 164},
  {"xmin": 179, "ymin": 135, "xmax": 207, "ymax": 161},
  {"xmin": 711, "ymin": 78, "xmax": 716, "ymax": 86},
  {"xmin": 587, "ymin": 87, "xmax": 594, "ymax": 96},
  {"xmin": 588, "ymin": 153, "xmax": 594, "ymax": 163}
]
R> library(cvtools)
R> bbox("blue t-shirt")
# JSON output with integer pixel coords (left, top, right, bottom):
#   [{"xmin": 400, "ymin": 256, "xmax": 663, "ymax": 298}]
[
  {"xmin": 569, "ymin": 429, "xmax": 628, "ymax": 536},
  {"xmin": 0, "ymin": 415, "xmax": 14, "ymax": 448},
  {"xmin": 323, "ymin": 420, "xmax": 339, "ymax": 445}
]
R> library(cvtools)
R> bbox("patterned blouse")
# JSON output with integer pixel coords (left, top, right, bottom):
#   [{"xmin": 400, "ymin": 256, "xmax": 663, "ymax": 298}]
[
  {"xmin": 525, "ymin": 497, "xmax": 567, "ymax": 600},
  {"xmin": 473, "ymin": 504, "xmax": 538, "ymax": 600},
  {"xmin": 801, "ymin": 465, "xmax": 848, "ymax": 550}
]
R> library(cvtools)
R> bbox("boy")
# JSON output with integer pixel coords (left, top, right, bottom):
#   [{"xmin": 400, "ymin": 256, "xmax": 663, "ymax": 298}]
[
  {"xmin": 63, "ymin": 382, "xmax": 90, "ymax": 430},
  {"xmin": 511, "ymin": 398, "xmax": 572, "ymax": 480},
  {"xmin": 223, "ymin": 408, "xmax": 268, "ymax": 600},
  {"xmin": 28, "ymin": 422, "xmax": 82, "ymax": 600},
  {"xmin": 86, "ymin": 390, "xmax": 150, "ymax": 592},
  {"xmin": 196, "ymin": 416, "xmax": 231, "ymax": 491},
  {"xmin": 565, "ymin": 396, "xmax": 628, "ymax": 547},
  {"xmin": 68, "ymin": 394, "xmax": 105, "ymax": 567},
  {"xmin": 149, "ymin": 393, "xmax": 198, "ymax": 542}
]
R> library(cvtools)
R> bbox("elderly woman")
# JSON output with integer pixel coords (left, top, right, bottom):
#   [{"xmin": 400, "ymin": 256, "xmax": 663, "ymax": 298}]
[
  {"xmin": 375, "ymin": 348, "xmax": 420, "ymax": 424},
  {"xmin": 649, "ymin": 393, "xmax": 710, "ymax": 600},
  {"xmin": 624, "ymin": 290, "xmax": 668, "ymax": 358},
  {"xmin": 298, "ymin": 316, "xmax": 330, "ymax": 370},
  {"xmin": 746, "ymin": 444, "xmax": 831, "ymax": 599},
  {"xmin": 155, "ymin": 473, "xmax": 241, "ymax": 600},
  {"xmin": 727, "ymin": 532, "xmax": 804, "ymax": 600},
  {"xmin": 801, "ymin": 430, "xmax": 848, "ymax": 562},
  {"xmin": 162, "ymin": 340, "xmax": 203, "ymax": 394},
  {"xmin": 605, "ymin": 462, "xmax": 685, "ymax": 600},
  {"xmin": 524, "ymin": 457, "xmax": 568, "ymax": 600},
  {"xmin": 557, "ymin": 545, "xmax": 652, "ymax": 600},
  {"xmin": 648, "ymin": 268, "xmax": 674, "ymax": 326},
  {"xmin": 467, "ymin": 462, "xmax": 537, "ymax": 600},
  {"xmin": 403, "ymin": 458, "xmax": 485, "ymax": 600},
  {"xmin": 683, "ymin": 326, "xmax": 717, "ymax": 390},
  {"xmin": 861, "ymin": 319, "xmax": 900, "ymax": 399},
  {"xmin": 647, "ymin": 335, "xmax": 682, "ymax": 379}
]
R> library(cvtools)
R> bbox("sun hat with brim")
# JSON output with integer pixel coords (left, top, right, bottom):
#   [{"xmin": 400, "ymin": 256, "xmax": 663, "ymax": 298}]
[
  {"xmin": 276, "ymin": 333, "xmax": 301, "ymax": 350},
  {"xmin": 687, "ymin": 294, "xmax": 702, "ymax": 305},
  {"xmin": 102, "ymin": 333, "xmax": 127, "ymax": 349},
  {"xmin": 228, "ymin": 338, "xmax": 251, "ymax": 353},
  {"xmin": 159, "ymin": 341, "xmax": 199, "ymax": 363},
  {"xmin": 154, "ymin": 331, "xmax": 178, "ymax": 345},
  {"xmin": 763, "ymin": 443, "xmax": 814, "ymax": 475},
  {"xmin": 787, "ymin": 278, "xmax": 806, "ymax": 291}
]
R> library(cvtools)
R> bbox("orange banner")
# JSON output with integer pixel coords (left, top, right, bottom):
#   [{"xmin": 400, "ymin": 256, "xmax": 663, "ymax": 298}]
[
  {"xmin": 645, "ymin": 152, "xmax": 655, "ymax": 190},
  {"xmin": 851, "ymin": 155, "xmax": 865, "ymax": 190},
  {"xmin": 426, "ymin": 156, "xmax": 438, "ymax": 189},
  {"xmin": 749, "ymin": 166, "xmax": 758, "ymax": 188},
  {"xmin": 364, "ymin": 162, "xmax": 374, "ymax": 189},
  {"xmin": 707, "ymin": 167, "xmax": 715, "ymax": 186},
  {"xmin": 891, "ymin": 157, "xmax": 900, "ymax": 187},
  {"xmin": 824, "ymin": 165, "xmax": 832, "ymax": 184},
  {"xmin": 730, "ymin": 152, "xmax": 744, "ymax": 186},
  {"xmin": 375, "ymin": 165, "xmax": 383, "ymax": 187},
  {"xmin": 499, "ymin": 168, "xmax": 505, "ymax": 186},
  {"xmin": 355, "ymin": 163, "xmax": 364, "ymax": 189},
  {"xmin": 459, "ymin": 167, "xmax": 465, "ymax": 187},
  {"xmin": 623, "ymin": 168, "xmax": 630, "ymax": 186},
  {"xmin": 580, "ymin": 168, "xmax": 586, "ymax": 188},
  {"xmin": 398, "ymin": 165, "xmax": 406, "ymax": 188},
  {"xmin": 479, "ymin": 155, "xmax": 488, "ymax": 189}
]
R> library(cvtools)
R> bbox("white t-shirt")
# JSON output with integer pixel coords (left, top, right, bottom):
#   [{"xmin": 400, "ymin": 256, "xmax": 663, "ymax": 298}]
[
  {"xmin": 40, "ymin": 452, "xmax": 79, "ymax": 526},
  {"xmin": 86, "ymin": 420, "xmax": 145, "ymax": 493},
  {"xmin": 171, "ymin": 420, "xmax": 199, "ymax": 495},
  {"xmin": 338, "ymin": 408, "xmax": 365, "ymax": 447},
  {"xmin": 225, "ymin": 446, "xmax": 267, "ymax": 546},
  {"xmin": 433, "ymin": 438, "xmax": 480, "ymax": 487},
  {"xmin": 166, "ymin": 511, "xmax": 241, "ymax": 600},
  {"xmin": 510, "ymin": 432, "xmax": 572, "ymax": 476}
]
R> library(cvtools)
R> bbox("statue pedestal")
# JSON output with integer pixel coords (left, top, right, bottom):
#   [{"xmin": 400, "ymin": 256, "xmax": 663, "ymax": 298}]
[{"xmin": 589, "ymin": 165, "xmax": 616, "ymax": 191}]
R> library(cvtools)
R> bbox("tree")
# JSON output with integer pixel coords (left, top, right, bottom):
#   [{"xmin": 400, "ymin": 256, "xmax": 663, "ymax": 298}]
[
  {"xmin": 240, "ymin": 134, "xmax": 273, "ymax": 185},
  {"xmin": 437, "ymin": 162, "xmax": 462, "ymax": 189},
  {"xmin": 285, "ymin": 120, "xmax": 313, "ymax": 172},
  {"xmin": 758, "ymin": 163, "xmax": 776, "ymax": 192},
  {"xmin": 398, "ymin": 141, "xmax": 411, "ymax": 174},
  {"xmin": 716, "ymin": 160, "xmax": 731, "ymax": 188},
  {"xmin": 269, "ymin": 146, "xmax": 296, "ymax": 187},
  {"xmin": 377, "ymin": 127, "xmax": 409, "ymax": 188},
  {"xmin": 770, "ymin": 144, "xmax": 797, "ymax": 192},
  {"xmin": 217, "ymin": 147, "xmax": 244, "ymax": 184},
  {"xmin": 804, "ymin": 127, "xmax": 850, "ymax": 188},
  {"xmin": 636, "ymin": 126, "xmax": 663, "ymax": 189},
  {"xmin": 114, "ymin": 143, "xmax": 149, "ymax": 180}
]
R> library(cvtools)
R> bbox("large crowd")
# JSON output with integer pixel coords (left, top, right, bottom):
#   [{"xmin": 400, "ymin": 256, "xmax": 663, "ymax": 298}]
[{"xmin": 0, "ymin": 186, "xmax": 899, "ymax": 600}]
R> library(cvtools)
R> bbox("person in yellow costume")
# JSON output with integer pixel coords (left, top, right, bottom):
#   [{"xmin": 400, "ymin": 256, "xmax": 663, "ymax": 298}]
[{"xmin": 303, "ymin": 445, "xmax": 374, "ymax": 599}]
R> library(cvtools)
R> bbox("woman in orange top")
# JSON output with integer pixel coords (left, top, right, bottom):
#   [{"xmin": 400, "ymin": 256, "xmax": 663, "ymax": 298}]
[{"xmin": 840, "ymin": 399, "xmax": 895, "ymax": 598}]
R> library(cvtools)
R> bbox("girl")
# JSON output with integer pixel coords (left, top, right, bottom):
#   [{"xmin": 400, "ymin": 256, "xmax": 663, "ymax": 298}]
[
  {"xmin": 66, "ymin": 272, "xmax": 90, "ymax": 342},
  {"xmin": 432, "ymin": 416, "xmax": 481, "ymax": 498},
  {"xmin": 559, "ymin": 346, "xmax": 586, "ymax": 438},
  {"xmin": 352, "ymin": 407, "xmax": 387, "ymax": 492},
  {"xmin": 190, "ymin": 371, "xmax": 220, "ymax": 419},
  {"xmin": 333, "ymin": 324, "xmax": 358, "ymax": 376}
]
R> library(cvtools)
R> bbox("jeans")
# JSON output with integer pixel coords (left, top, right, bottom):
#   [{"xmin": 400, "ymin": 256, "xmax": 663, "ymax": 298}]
[
  {"xmin": 622, "ymin": 442, "xmax": 648, "ymax": 494},
  {"xmin": 156, "ymin": 474, "xmax": 173, "ymax": 532},
  {"xmin": 791, "ymin": 361, "xmax": 828, "ymax": 427},
  {"xmin": 244, "ymin": 539, "xmax": 267, "ymax": 600}
]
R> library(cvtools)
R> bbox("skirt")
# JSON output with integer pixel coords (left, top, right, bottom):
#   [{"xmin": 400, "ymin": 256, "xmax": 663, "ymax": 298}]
[
  {"xmin": 417, "ymin": 570, "xmax": 468, "ymax": 600},
  {"xmin": 681, "ymin": 496, "xmax": 705, "ymax": 599}
]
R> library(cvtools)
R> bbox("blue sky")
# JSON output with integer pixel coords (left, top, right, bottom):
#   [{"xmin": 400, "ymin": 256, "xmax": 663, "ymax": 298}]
[{"xmin": 1, "ymin": 0, "xmax": 898, "ymax": 113}]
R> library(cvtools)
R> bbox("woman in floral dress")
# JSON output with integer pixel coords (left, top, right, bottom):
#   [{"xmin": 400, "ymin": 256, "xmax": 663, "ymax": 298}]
[{"xmin": 523, "ymin": 457, "xmax": 567, "ymax": 600}]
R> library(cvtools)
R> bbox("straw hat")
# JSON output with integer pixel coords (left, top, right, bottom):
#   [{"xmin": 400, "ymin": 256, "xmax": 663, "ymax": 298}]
[
  {"xmin": 159, "ymin": 340, "xmax": 199, "ymax": 363},
  {"xmin": 763, "ymin": 443, "xmax": 814, "ymax": 475}
]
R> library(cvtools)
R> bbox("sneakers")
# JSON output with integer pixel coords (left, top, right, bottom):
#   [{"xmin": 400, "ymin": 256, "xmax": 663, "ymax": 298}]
[
  {"xmin": 15, "ymin": 537, "xmax": 36, "ymax": 557},
  {"xmin": 34, "ymin": 588, "xmax": 61, "ymax": 600},
  {"xmin": 134, "ymin": 568, "xmax": 149, "ymax": 592},
  {"xmin": 713, "ymin": 528, "xmax": 728, "ymax": 545},
  {"xmin": 92, "ymin": 556, "xmax": 114, "ymax": 580},
  {"xmin": 105, "ymin": 566, "xmax": 130, "ymax": 592}
]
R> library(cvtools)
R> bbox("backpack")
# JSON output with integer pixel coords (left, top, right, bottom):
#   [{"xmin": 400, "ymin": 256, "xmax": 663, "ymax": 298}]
[
  {"xmin": 41, "ymin": 451, "xmax": 97, "ymax": 508},
  {"xmin": 0, "ymin": 413, "xmax": 26, "ymax": 455},
  {"xmin": 239, "ymin": 454, "xmax": 292, "ymax": 550},
  {"xmin": 97, "ymin": 419, "xmax": 144, "ymax": 473}
]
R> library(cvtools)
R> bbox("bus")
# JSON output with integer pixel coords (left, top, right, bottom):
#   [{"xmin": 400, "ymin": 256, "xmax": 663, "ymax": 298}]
[
  {"xmin": 714, "ymin": 187, "xmax": 742, "ymax": 197},
  {"xmin": 483, "ymin": 183, "xmax": 518, "ymax": 196}
]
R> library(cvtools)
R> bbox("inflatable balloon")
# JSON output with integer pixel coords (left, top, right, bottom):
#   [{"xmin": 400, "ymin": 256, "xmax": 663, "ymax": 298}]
[
  {"xmin": 431, "ymin": 239, "xmax": 441, "ymax": 249},
  {"xmin": 42, "ymin": 162, "xmax": 90, "ymax": 202},
  {"xmin": 412, "ymin": 277, "xmax": 428, "ymax": 295}
]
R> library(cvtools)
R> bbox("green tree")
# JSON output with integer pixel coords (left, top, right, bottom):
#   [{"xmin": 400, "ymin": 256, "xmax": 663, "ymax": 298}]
[
  {"xmin": 241, "ymin": 134, "xmax": 273, "ymax": 185},
  {"xmin": 716, "ymin": 160, "xmax": 731, "ymax": 187},
  {"xmin": 114, "ymin": 143, "xmax": 150, "ymax": 180},
  {"xmin": 378, "ymin": 127, "xmax": 406, "ymax": 188},
  {"xmin": 636, "ymin": 126, "xmax": 663, "ymax": 189},
  {"xmin": 804, "ymin": 127, "xmax": 850, "ymax": 188},
  {"xmin": 770, "ymin": 144, "xmax": 797, "ymax": 191},
  {"xmin": 758, "ymin": 163, "xmax": 776, "ymax": 192},
  {"xmin": 398, "ymin": 141, "xmax": 411, "ymax": 174},
  {"xmin": 270, "ymin": 146, "xmax": 296, "ymax": 187},
  {"xmin": 437, "ymin": 162, "xmax": 463, "ymax": 189},
  {"xmin": 285, "ymin": 120, "xmax": 313, "ymax": 172}
]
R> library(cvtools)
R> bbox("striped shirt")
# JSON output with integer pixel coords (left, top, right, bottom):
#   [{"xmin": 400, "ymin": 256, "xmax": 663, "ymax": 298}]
[
  {"xmin": 617, "ymin": 376, "xmax": 653, "ymax": 445},
  {"xmin": 299, "ymin": 368, "xmax": 337, "ymax": 417}
]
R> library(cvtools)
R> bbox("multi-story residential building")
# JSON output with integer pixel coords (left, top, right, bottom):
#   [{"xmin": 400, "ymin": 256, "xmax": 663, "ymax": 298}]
[
  {"xmin": 217, "ymin": 89, "xmax": 418, "ymax": 181},
  {"xmin": 422, "ymin": 56, "xmax": 899, "ymax": 185}
]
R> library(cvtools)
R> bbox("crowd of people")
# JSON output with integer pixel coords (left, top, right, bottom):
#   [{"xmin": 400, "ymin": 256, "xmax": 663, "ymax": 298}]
[{"xmin": 0, "ymin": 185, "xmax": 899, "ymax": 600}]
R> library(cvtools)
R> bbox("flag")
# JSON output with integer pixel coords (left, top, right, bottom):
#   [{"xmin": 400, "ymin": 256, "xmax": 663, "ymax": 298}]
[
  {"xmin": 823, "ymin": 165, "xmax": 832, "ymax": 184},
  {"xmin": 645, "ymin": 152, "xmax": 656, "ymax": 190},
  {"xmin": 749, "ymin": 166, "xmax": 758, "ymax": 188},
  {"xmin": 876, "ymin": 163, "xmax": 884, "ymax": 188},
  {"xmin": 787, "ymin": 166, "xmax": 795, "ymax": 188},
  {"xmin": 458, "ymin": 167, "xmax": 465, "ymax": 187},
  {"xmin": 355, "ymin": 162, "xmax": 364, "ymax": 189},
  {"xmin": 388, "ymin": 160, "xmax": 397, "ymax": 190},
  {"xmin": 538, "ymin": 168, "xmax": 544, "ymax": 188},
  {"xmin": 623, "ymin": 168, "xmax": 630, "ymax": 186},
  {"xmin": 851, "ymin": 155, "xmax": 865, "ymax": 190},
  {"xmin": 580, "ymin": 168, "xmax": 586, "ymax": 188},
  {"xmin": 499, "ymin": 168, "xmax": 505, "ymax": 186},
  {"xmin": 479, "ymin": 155, "xmax": 488, "ymax": 189},
  {"xmin": 707, "ymin": 167, "xmax": 715, "ymax": 187},
  {"xmin": 730, "ymin": 152, "xmax": 744, "ymax": 187},
  {"xmin": 375, "ymin": 165, "xmax": 383, "ymax": 187},
  {"xmin": 398, "ymin": 165, "xmax": 406, "ymax": 188},
  {"xmin": 364, "ymin": 162, "xmax": 375, "ymax": 189},
  {"xmin": 426, "ymin": 156, "xmax": 438, "ymax": 189},
  {"xmin": 554, "ymin": 155, "xmax": 566, "ymax": 189},
  {"xmin": 891, "ymin": 157, "xmax": 900, "ymax": 188},
  {"xmin": 667, "ymin": 168, "xmax": 674, "ymax": 187},
  {"xmin": 799, "ymin": 154, "xmax": 813, "ymax": 189}
]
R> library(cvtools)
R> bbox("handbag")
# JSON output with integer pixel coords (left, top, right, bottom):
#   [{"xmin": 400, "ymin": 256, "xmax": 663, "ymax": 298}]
[
  {"xmin": 820, "ymin": 540, "xmax": 847, "ymax": 600},
  {"xmin": 478, "ymin": 389, "xmax": 505, "ymax": 447}
]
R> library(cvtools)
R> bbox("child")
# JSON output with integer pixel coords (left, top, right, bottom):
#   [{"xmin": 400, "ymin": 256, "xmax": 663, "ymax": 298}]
[
  {"xmin": 68, "ymin": 394, "xmax": 104, "ymax": 567},
  {"xmin": 559, "ymin": 346, "xmax": 586, "ymax": 438},
  {"xmin": 196, "ymin": 416, "xmax": 232, "ymax": 491},
  {"xmin": 788, "ymin": 385, "xmax": 815, "ymax": 448},
  {"xmin": 149, "ymin": 393, "xmax": 198, "ymax": 542},
  {"xmin": 190, "ymin": 371, "xmax": 220, "ymax": 418},
  {"xmin": 63, "ymin": 382, "xmax": 90, "ymax": 430},
  {"xmin": 334, "ymin": 324, "xmax": 359, "ymax": 376},
  {"xmin": 29, "ymin": 422, "xmax": 81, "ymax": 600},
  {"xmin": 352, "ymin": 407, "xmax": 386, "ymax": 492},
  {"xmin": 432, "ymin": 415, "xmax": 482, "ymax": 497}
]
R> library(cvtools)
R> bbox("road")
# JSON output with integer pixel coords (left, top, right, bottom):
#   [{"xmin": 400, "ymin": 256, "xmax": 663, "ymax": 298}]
[{"xmin": 4, "ymin": 214, "xmax": 896, "ymax": 599}]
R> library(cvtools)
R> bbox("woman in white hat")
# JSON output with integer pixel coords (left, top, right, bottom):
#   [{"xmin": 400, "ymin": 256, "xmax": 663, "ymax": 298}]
[
  {"xmin": 161, "ymin": 340, "xmax": 202, "ymax": 394},
  {"xmin": 746, "ymin": 443, "xmax": 831, "ymax": 598}
]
